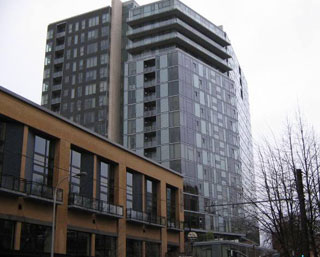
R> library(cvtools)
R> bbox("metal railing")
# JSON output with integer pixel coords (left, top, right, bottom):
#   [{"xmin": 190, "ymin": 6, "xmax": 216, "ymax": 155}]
[
  {"xmin": 54, "ymin": 58, "xmax": 64, "ymax": 64},
  {"xmin": 144, "ymin": 94, "xmax": 156, "ymax": 102},
  {"xmin": 26, "ymin": 181, "xmax": 63, "ymax": 202},
  {"xmin": 0, "ymin": 174, "xmax": 26, "ymax": 194},
  {"xmin": 52, "ymin": 84, "xmax": 62, "ymax": 91},
  {"xmin": 167, "ymin": 218, "xmax": 184, "ymax": 230},
  {"xmin": 126, "ymin": 208, "xmax": 166, "ymax": 226},
  {"xmin": 68, "ymin": 193, "xmax": 123, "ymax": 217},
  {"xmin": 144, "ymin": 66, "xmax": 156, "ymax": 73},
  {"xmin": 0, "ymin": 174, "xmax": 63, "ymax": 202},
  {"xmin": 144, "ymin": 109, "xmax": 157, "ymax": 117},
  {"xmin": 55, "ymin": 45, "xmax": 65, "ymax": 51},
  {"xmin": 144, "ymin": 125, "xmax": 158, "ymax": 132},
  {"xmin": 144, "ymin": 140, "xmax": 157, "ymax": 148},
  {"xmin": 56, "ymin": 31, "xmax": 65, "ymax": 38},
  {"xmin": 144, "ymin": 80, "xmax": 156, "ymax": 87},
  {"xmin": 51, "ymin": 98, "xmax": 61, "ymax": 105},
  {"xmin": 53, "ymin": 71, "xmax": 63, "ymax": 78}
]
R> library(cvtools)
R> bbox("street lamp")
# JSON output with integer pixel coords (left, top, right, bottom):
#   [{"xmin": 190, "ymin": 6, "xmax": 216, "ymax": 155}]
[{"xmin": 50, "ymin": 172, "xmax": 87, "ymax": 257}]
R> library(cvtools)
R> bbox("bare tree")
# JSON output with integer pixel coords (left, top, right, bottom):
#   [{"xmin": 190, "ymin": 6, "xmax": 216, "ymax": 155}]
[{"xmin": 247, "ymin": 116, "xmax": 320, "ymax": 257}]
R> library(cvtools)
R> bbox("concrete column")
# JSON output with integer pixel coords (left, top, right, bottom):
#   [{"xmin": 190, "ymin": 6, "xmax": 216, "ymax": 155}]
[
  {"xmin": 142, "ymin": 175, "xmax": 145, "ymax": 212},
  {"xmin": 115, "ymin": 163, "xmax": 126, "ymax": 257},
  {"xmin": 108, "ymin": 0, "xmax": 123, "ymax": 143},
  {"xmin": 53, "ymin": 139, "xmax": 71, "ymax": 254},
  {"xmin": 177, "ymin": 189, "xmax": 185, "ymax": 253},
  {"xmin": 142, "ymin": 241, "xmax": 146, "ymax": 257},
  {"xmin": 91, "ymin": 233, "xmax": 96, "ymax": 257},
  {"xmin": 159, "ymin": 180, "xmax": 167, "ymax": 257},
  {"xmin": 19, "ymin": 125, "xmax": 29, "ymax": 180},
  {"xmin": 14, "ymin": 221, "xmax": 22, "ymax": 250},
  {"xmin": 93, "ymin": 155, "xmax": 97, "ymax": 199}
]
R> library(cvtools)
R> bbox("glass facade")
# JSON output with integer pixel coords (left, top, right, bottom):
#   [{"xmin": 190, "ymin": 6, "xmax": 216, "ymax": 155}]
[
  {"xmin": 0, "ymin": 219, "xmax": 14, "ymax": 251},
  {"xmin": 95, "ymin": 234, "xmax": 117, "ymax": 257},
  {"xmin": 124, "ymin": 0, "xmax": 255, "ymax": 239},
  {"xmin": 166, "ymin": 186, "xmax": 176, "ymax": 222},
  {"xmin": 32, "ymin": 135, "xmax": 54, "ymax": 187},
  {"xmin": 126, "ymin": 239, "xmax": 142, "ymax": 257},
  {"xmin": 39, "ymin": 0, "xmax": 255, "ymax": 240},
  {"xmin": 99, "ymin": 160, "xmax": 114, "ymax": 203},
  {"xmin": 0, "ymin": 121, "xmax": 5, "ymax": 177},
  {"xmin": 145, "ymin": 178, "xmax": 157, "ymax": 216},
  {"xmin": 146, "ymin": 241, "xmax": 160, "ymax": 257},
  {"xmin": 41, "ymin": 8, "xmax": 112, "ymax": 136},
  {"xmin": 126, "ymin": 170, "xmax": 143, "ymax": 212},
  {"xmin": 67, "ymin": 230, "xmax": 91, "ymax": 256},
  {"xmin": 124, "ymin": 49, "xmax": 241, "ymax": 233},
  {"xmin": 70, "ymin": 149, "xmax": 82, "ymax": 194},
  {"xmin": 20, "ymin": 223, "xmax": 51, "ymax": 253}
]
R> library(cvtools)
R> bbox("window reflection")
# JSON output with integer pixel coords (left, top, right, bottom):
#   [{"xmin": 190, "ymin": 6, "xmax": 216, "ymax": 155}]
[{"xmin": 32, "ymin": 135, "xmax": 54, "ymax": 188}]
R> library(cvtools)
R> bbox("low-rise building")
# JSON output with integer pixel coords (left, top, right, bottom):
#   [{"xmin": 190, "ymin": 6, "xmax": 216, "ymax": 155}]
[{"xmin": 0, "ymin": 86, "xmax": 184, "ymax": 257}]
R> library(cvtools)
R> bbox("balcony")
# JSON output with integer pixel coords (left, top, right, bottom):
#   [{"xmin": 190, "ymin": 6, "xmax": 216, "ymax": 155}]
[
  {"xmin": 127, "ymin": 32, "xmax": 232, "ymax": 72},
  {"xmin": 127, "ymin": 0, "xmax": 230, "ymax": 46},
  {"xmin": 25, "ymin": 181, "xmax": 63, "ymax": 204},
  {"xmin": 126, "ymin": 209, "xmax": 165, "ymax": 227},
  {"xmin": 53, "ymin": 71, "xmax": 63, "ymax": 78},
  {"xmin": 144, "ymin": 149, "xmax": 160, "ymax": 162},
  {"xmin": 144, "ymin": 66, "xmax": 156, "ymax": 73},
  {"xmin": 51, "ymin": 97, "xmax": 61, "ymax": 105},
  {"xmin": 127, "ymin": 18, "xmax": 230, "ymax": 59},
  {"xmin": 0, "ymin": 175, "xmax": 63, "ymax": 204},
  {"xmin": 144, "ymin": 124, "xmax": 157, "ymax": 132},
  {"xmin": 144, "ymin": 59, "xmax": 156, "ymax": 72},
  {"xmin": 54, "ymin": 58, "xmax": 64, "ymax": 65},
  {"xmin": 144, "ymin": 139, "xmax": 157, "ymax": 148},
  {"xmin": 52, "ymin": 84, "xmax": 62, "ymax": 92},
  {"xmin": 0, "ymin": 174, "xmax": 26, "ymax": 196},
  {"xmin": 144, "ymin": 109, "xmax": 157, "ymax": 117},
  {"xmin": 56, "ymin": 31, "xmax": 66, "ymax": 38},
  {"xmin": 167, "ymin": 218, "xmax": 184, "ymax": 231},
  {"xmin": 55, "ymin": 45, "xmax": 65, "ymax": 51},
  {"xmin": 144, "ymin": 79, "xmax": 156, "ymax": 87},
  {"xmin": 68, "ymin": 193, "xmax": 123, "ymax": 218},
  {"xmin": 144, "ymin": 93, "xmax": 156, "ymax": 102}
]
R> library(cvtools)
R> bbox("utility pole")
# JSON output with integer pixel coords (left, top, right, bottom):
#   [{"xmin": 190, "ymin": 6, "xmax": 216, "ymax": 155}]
[{"xmin": 295, "ymin": 169, "xmax": 309, "ymax": 257}]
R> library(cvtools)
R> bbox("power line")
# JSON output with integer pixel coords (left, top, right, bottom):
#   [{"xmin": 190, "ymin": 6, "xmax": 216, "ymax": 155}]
[{"xmin": 205, "ymin": 198, "xmax": 295, "ymax": 208}]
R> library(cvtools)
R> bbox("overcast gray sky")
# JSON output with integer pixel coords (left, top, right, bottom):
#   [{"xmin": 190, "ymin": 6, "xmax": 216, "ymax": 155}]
[{"xmin": 0, "ymin": 0, "xmax": 319, "ymax": 141}]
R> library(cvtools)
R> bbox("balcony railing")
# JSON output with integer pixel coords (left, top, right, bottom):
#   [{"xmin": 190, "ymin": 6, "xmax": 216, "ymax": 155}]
[
  {"xmin": 54, "ymin": 57, "xmax": 64, "ymax": 64},
  {"xmin": 51, "ymin": 98, "xmax": 61, "ymax": 105},
  {"xmin": 144, "ymin": 109, "xmax": 157, "ymax": 117},
  {"xmin": 52, "ymin": 84, "xmax": 62, "ymax": 91},
  {"xmin": 144, "ymin": 124, "xmax": 158, "ymax": 132},
  {"xmin": 126, "ymin": 208, "xmax": 166, "ymax": 227},
  {"xmin": 55, "ymin": 45, "xmax": 65, "ymax": 51},
  {"xmin": 144, "ymin": 140, "xmax": 157, "ymax": 148},
  {"xmin": 0, "ymin": 174, "xmax": 26, "ymax": 195},
  {"xmin": 68, "ymin": 193, "xmax": 123, "ymax": 218},
  {"xmin": 144, "ymin": 80, "xmax": 156, "ymax": 87},
  {"xmin": 26, "ymin": 181, "xmax": 63, "ymax": 203},
  {"xmin": 56, "ymin": 31, "xmax": 65, "ymax": 38},
  {"xmin": 53, "ymin": 71, "xmax": 63, "ymax": 78},
  {"xmin": 144, "ymin": 94, "xmax": 156, "ymax": 102},
  {"xmin": 0, "ymin": 173, "xmax": 63, "ymax": 204},
  {"xmin": 167, "ymin": 218, "xmax": 184, "ymax": 231},
  {"xmin": 144, "ymin": 66, "xmax": 156, "ymax": 73}
]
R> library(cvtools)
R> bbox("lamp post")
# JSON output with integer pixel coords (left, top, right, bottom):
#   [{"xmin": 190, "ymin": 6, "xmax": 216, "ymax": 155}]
[{"xmin": 50, "ymin": 172, "xmax": 87, "ymax": 257}]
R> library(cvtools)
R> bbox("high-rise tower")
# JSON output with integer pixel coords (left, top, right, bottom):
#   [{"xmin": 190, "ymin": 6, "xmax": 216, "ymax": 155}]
[{"xmin": 41, "ymin": 0, "xmax": 256, "ymax": 242}]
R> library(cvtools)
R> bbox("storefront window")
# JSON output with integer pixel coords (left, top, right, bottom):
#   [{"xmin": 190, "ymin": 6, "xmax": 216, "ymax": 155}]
[
  {"xmin": 20, "ymin": 223, "xmax": 51, "ymax": 253},
  {"xmin": 0, "ymin": 219, "xmax": 14, "ymax": 251},
  {"xmin": 67, "ymin": 230, "xmax": 91, "ymax": 256}
]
